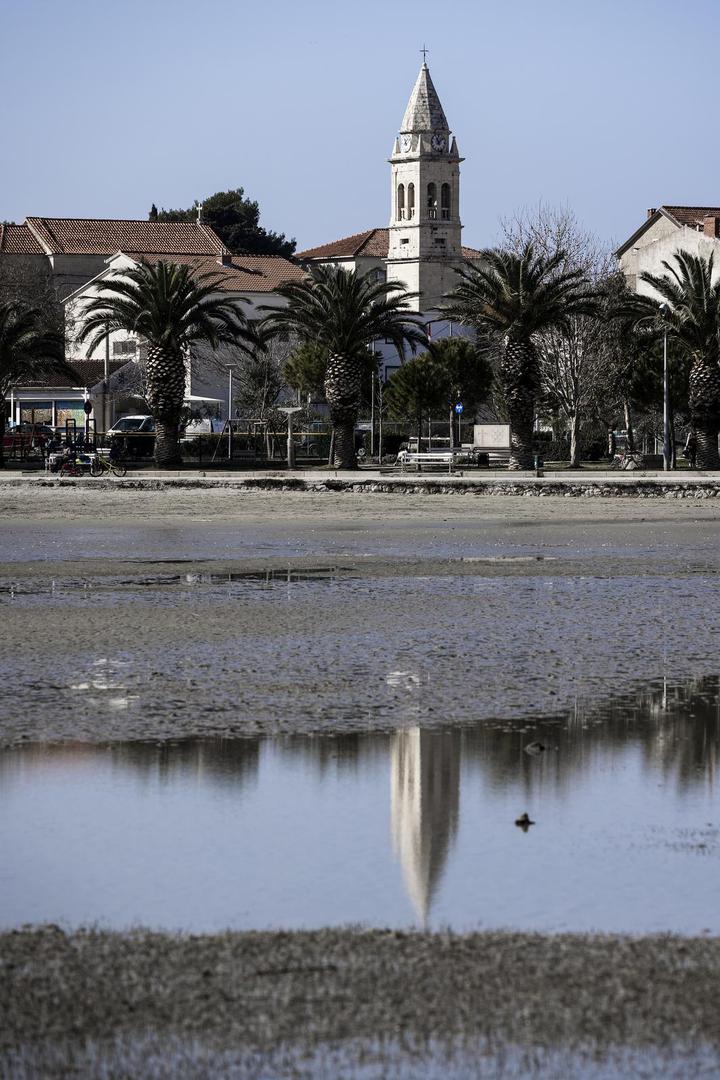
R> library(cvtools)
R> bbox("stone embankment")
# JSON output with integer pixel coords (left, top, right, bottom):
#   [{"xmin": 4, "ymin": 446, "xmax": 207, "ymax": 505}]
[{"xmin": 2, "ymin": 470, "xmax": 720, "ymax": 497}]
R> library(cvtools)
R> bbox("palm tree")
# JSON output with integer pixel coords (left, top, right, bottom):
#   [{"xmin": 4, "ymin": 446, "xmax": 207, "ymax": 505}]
[
  {"xmin": 442, "ymin": 244, "xmax": 597, "ymax": 468},
  {"xmin": 77, "ymin": 261, "xmax": 256, "ymax": 467},
  {"xmin": 261, "ymin": 265, "xmax": 425, "ymax": 469},
  {"xmin": 637, "ymin": 251, "xmax": 720, "ymax": 470},
  {"xmin": 0, "ymin": 301, "xmax": 66, "ymax": 467}
]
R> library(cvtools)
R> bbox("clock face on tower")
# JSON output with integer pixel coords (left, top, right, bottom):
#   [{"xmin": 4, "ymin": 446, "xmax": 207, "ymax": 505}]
[
  {"xmin": 400, "ymin": 133, "xmax": 412, "ymax": 152},
  {"xmin": 431, "ymin": 133, "xmax": 447, "ymax": 152}
]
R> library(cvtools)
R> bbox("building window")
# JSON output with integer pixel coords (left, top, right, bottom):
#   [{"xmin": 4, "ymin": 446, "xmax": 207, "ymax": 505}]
[
  {"xmin": 397, "ymin": 183, "xmax": 405, "ymax": 221},
  {"xmin": 113, "ymin": 340, "xmax": 137, "ymax": 357},
  {"xmin": 441, "ymin": 183, "xmax": 451, "ymax": 220},
  {"xmin": 400, "ymin": 238, "xmax": 409, "ymax": 245},
  {"xmin": 427, "ymin": 183, "xmax": 437, "ymax": 219},
  {"xmin": 407, "ymin": 183, "xmax": 415, "ymax": 219}
]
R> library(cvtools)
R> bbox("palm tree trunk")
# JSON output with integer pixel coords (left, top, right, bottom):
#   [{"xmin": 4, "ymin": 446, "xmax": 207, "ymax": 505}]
[
  {"xmin": 694, "ymin": 415, "xmax": 720, "ymax": 470},
  {"xmin": 145, "ymin": 344, "xmax": 186, "ymax": 469},
  {"xmin": 154, "ymin": 419, "xmax": 182, "ymax": 467},
  {"xmin": 332, "ymin": 418, "xmax": 356, "ymax": 469},
  {"xmin": 324, "ymin": 352, "xmax": 362, "ymax": 471},
  {"xmin": 689, "ymin": 359, "xmax": 720, "ymax": 470},
  {"xmin": 501, "ymin": 338, "xmax": 538, "ymax": 470}
]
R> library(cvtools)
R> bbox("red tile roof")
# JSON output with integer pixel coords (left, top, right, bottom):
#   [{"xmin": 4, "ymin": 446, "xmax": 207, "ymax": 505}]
[
  {"xmin": 298, "ymin": 228, "xmax": 390, "ymax": 260},
  {"xmin": 69, "ymin": 359, "xmax": 130, "ymax": 387},
  {"xmin": 661, "ymin": 205, "xmax": 720, "ymax": 227},
  {"xmin": 15, "ymin": 359, "xmax": 129, "ymax": 388},
  {"xmin": 299, "ymin": 227, "xmax": 482, "ymax": 262},
  {"xmin": 23, "ymin": 217, "xmax": 224, "ymax": 256},
  {"xmin": 0, "ymin": 223, "xmax": 44, "ymax": 254},
  {"xmin": 127, "ymin": 253, "xmax": 306, "ymax": 292},
  {"xmin": 615, "ymin": 205, "xmax": 720, "ymax": 257}
]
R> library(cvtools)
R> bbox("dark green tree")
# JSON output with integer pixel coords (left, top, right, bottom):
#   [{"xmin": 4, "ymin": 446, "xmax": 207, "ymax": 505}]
[
  {"xmin": 260, "ymin": 265, "xmax": 425, "ymax": 468},
  {"xmin": 0, "ymin": 301, "xmax": 67, "ymax": 466},
  {"xmin": 152, "ymin": 188, "xmax": 296, "ymax": 258},
  {"xmin": 77, "ymin": 261, "xmax": 257, "ymax": 467},
  {"xmin": 283, "ymin": 341, "xmax": 330, "ymax": 400},
  {"xmin": 384, "ymin": 352, "xmax": 448, "ymax": 444},
  {"xmin": 428, "ymin": 336, "xmax": 494, "ymax": 446},
  {"xmin": 443, "ymin": 244, "xmax": 597, "ymax": 468}
]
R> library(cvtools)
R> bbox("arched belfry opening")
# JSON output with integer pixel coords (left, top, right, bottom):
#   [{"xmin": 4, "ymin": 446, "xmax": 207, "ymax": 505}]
[
  {"xmin": 397, "ymin": 183, "xmax": 405, "ymax": 221},
  {"xmin": 441, "ymin": 183, "xmax": 451, "ymax": 220},
  {"xmin": 407, "ymin": 183, "xmax": 415, "ymax": 219},
  {"xmin": 427, "ymin": 183, "xmax": 437, "ymax": 219}
]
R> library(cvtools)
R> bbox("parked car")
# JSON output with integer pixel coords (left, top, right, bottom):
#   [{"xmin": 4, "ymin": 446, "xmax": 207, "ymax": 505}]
[
  {"xmin": 105, "ymin": 415, "xmax": 156, "ymax": 458},
  {"xmin": 106, "ymin": 416, "xmax": 156, "ymax": 436}
]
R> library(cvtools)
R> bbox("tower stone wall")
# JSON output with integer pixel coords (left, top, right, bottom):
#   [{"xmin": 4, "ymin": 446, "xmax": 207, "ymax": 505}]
[{"xmin": 386, "ymin": 63, "xmax": 464, "ymax": 312}]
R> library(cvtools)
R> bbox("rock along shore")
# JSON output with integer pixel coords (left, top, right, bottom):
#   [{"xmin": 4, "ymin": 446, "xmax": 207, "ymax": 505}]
[{"xmin": 2, "ymin": 468, "xmax": 720, "ymax": 497}]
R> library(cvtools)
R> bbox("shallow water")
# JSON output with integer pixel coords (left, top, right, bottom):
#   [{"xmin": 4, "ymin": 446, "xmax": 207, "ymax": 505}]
[{"xmin": 2, "ymin": 676, "xmax": 718, "ymax": 934}]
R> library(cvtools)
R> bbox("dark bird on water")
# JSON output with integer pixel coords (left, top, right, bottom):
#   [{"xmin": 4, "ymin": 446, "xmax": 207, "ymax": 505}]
[
  {"xmin": 524, "ymin": 741, "xmax": 546, "ymax": 756},
  {"xmin": 515, "ymin": 812, "xmax": 535, "ymax": 831}
]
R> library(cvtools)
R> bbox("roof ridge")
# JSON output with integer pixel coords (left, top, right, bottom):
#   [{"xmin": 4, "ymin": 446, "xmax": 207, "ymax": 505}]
[{"xmin": 25, "ymin": 215, "xmax": 214, "ymax": 224}]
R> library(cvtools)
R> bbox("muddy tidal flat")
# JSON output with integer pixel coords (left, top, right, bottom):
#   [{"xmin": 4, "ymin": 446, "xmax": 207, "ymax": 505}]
[{"xmin": 2, "ymin": 488, "xmax": 720, "ymax": 1076}]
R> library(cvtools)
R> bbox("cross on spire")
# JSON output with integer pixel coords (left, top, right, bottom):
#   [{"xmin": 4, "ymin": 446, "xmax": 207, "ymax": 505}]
[{"xmin": 420, "ymin": 44, "xmax": 428, "ymax": 63}]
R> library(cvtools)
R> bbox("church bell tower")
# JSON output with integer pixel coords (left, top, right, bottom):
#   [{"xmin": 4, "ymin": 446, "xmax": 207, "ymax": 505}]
[{"xmin": 386, "ymin": 61, "xmax": 464, "ymax": 312}]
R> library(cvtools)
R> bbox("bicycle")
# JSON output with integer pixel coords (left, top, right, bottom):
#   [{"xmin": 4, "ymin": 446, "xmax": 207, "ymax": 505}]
[
  {"xmin": 90, "ymin": 451, "xmax": 127, "ymax": 478},
  {"xmin": 58, "ymin": 456, "xmax": 87, "ymax": 477}
]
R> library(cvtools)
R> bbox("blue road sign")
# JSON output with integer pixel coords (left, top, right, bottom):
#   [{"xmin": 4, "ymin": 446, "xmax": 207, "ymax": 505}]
[{"xmin": 454, "ymin": 402, "xmax": 464, "ymax": 414}]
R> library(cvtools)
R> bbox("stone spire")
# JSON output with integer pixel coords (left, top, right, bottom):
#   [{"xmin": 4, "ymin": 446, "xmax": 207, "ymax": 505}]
[{"xmin": 400, "ymin": 63, "xmax": 449, "ymax": 134}]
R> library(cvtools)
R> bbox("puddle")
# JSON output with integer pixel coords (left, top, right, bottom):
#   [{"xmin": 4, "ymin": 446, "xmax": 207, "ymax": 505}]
[{"xmin": 1, "ymin": 677, "xmax": 718, "ymax": 935}]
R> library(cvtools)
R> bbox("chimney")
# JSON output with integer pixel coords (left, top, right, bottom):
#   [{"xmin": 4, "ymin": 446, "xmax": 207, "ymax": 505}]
[
  {"xmin": 703, "ymin": 215, "xmax": 720, "ymax": 238},
  {"xmin": 646, "ymin": 208, "xmax": 657, "ymax": 219},
  {"xmin": 218, "ymin": 250, "xmax": 232, "ymax": 266}
]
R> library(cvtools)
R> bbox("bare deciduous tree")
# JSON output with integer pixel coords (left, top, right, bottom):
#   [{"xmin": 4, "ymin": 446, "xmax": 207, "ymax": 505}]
[{"xmin": 499, "ymin": 203, "xmax": 620, "ymax": 465}]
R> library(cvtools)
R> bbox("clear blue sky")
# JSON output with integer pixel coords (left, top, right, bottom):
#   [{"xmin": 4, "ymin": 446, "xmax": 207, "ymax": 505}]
[{"xmin": 2, "ymin": 0, "xmax": 718, "ymax": 253}]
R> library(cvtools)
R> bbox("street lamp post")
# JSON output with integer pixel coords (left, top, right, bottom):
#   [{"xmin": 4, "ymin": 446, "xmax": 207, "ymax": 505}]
[{"xmin": 660, "ymin": 303, "xmax": 671, "ymax": 471}]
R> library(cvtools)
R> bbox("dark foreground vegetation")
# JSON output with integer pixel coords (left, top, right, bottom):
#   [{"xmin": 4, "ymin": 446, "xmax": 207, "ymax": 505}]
[{"xmin": 2, "ymin": 927, "xmax": 719, "ymax": 1077}]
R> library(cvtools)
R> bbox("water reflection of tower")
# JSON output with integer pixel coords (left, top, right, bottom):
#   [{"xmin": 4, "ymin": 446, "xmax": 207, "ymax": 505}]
[{"xmin": 391, "ymin": 729, "xmax": 461, "ymax": 926}]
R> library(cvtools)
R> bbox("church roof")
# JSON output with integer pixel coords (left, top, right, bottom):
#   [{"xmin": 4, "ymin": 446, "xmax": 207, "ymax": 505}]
[
  {"xmin": 112, "ymin": 252, "xmax": 305, "ymax": 293},
  {"xmin": 298, "ymin": 228, "xmax": 390, "ymax": 260},
  {"xmin": 299, "ymin": 227, "xmax": 482, "ymax": 262},
  {"xmin": 0, "ymin": 223, "xmax": 44, "ymax": 254},
  {"xmin": 400, "ymin": 63, "xmax": 449, "ymax": 133},
  {"xmin": 21, "ymin": 217, "xmax": 224, "ymax": 256}
]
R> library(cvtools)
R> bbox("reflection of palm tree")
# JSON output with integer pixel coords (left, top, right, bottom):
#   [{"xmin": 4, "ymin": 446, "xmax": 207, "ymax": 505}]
[{"xmin": 391, "ymin": 728, "xmax": 461, "ymax": 925}]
